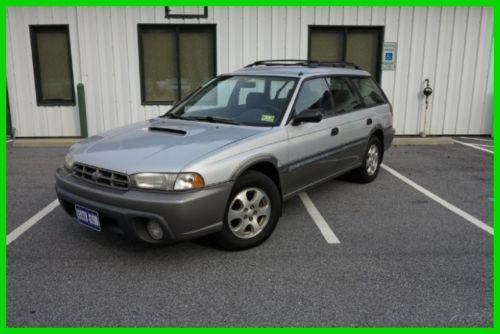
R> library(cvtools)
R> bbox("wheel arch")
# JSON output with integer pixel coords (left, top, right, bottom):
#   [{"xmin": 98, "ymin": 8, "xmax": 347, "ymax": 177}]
[
  {"xmin": 368, "ymin": 126, "xmax": 385, "ymax": 157},
  {"xmin": 230, "ymin": 156, "xmax": 283, "ymax": 199}
]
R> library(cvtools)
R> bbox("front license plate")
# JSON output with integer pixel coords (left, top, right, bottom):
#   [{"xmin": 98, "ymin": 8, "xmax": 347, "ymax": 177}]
[{"xmin": 75, "ymin": 205, "xmax": 101, "ymax": 232}]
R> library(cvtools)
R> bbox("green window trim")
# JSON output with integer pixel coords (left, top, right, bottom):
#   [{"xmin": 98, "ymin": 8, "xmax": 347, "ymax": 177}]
[
  {"xmin": 138, "ymin": 24, "xmax": 217, "ymax": 105},
  {"xmin": 30, "ymin": 25, "xmax": 76, "ymax": 106},
  {"xmin": 308, "ymin": 26, "xmax": 384, "ymax": 83}
]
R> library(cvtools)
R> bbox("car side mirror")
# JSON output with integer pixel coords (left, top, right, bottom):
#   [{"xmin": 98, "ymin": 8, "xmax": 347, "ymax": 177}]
[{"xmin": 292, "ymin": 109, "xmax": 323, "ymax": 126}]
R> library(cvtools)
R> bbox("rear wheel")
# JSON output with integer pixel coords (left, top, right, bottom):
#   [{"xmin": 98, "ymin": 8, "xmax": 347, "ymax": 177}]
[
  {"xmin": 349, "ymin": 136, "xmax": 382, "ymax": 183},
  {"xmin": 213, "ymin": 170, "xmax": 281, "ymax": 250}
]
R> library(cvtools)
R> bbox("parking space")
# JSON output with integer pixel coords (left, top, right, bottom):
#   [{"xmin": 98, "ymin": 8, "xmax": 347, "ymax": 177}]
[
  {"xmin": 452, "ymin": 137, "xmax": 494, "ymax": 154},
  {"xmin": 384, "ymin": 140, "xmax": 493, "ymax": 225},
  {"xmin": 7, "ymin": 141, "xmax": 493, "ymax": 327},
  {"xmin": 7, "ymin": 145, "xmax": 66, "ymax": 233}
]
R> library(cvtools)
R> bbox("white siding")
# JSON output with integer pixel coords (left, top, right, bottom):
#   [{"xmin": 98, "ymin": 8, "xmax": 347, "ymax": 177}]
[{"xmin": 7, "ymin": 6, "xmax": 494, "ymax": 137}]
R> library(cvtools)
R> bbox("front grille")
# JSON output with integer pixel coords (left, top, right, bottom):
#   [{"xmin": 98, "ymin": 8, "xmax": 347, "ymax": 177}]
[{"xmin": 72, "ymin": 163, "xmax": 129, "ymax": 190}]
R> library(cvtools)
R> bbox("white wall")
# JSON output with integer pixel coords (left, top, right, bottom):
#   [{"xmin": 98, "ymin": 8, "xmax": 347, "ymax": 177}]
[{"xmin": 7, "ymin": 6, "xmax": 494, "ymax": 137}]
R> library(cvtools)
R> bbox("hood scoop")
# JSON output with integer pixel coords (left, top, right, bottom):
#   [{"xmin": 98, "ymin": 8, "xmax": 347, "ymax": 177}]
[{"xmin": 148, "ymin": 126, "xmax": 187, "ymax": 136}]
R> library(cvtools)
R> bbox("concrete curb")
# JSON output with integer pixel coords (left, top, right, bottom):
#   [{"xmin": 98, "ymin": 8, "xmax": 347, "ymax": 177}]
[
  {"xmin": 393, "ymin": 137, "xmax": 454, "ymax": 146},
  {"xmin": 12, "ymin": 138, "xmax": 81, "ymax": 147}
]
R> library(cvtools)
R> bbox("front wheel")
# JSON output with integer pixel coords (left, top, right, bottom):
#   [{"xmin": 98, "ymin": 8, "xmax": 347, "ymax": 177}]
[
  {"xmin": 349, "ymin": 136, "xmax": 382, "ymax": 183},
  {"xmin": 213, "ymin": 170, "xmax": 281, "ymax": 250}
]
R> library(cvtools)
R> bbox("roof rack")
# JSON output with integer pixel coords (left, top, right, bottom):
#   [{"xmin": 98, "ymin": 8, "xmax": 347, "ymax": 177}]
[{"xmin": 244, "ymin": 59, "xmax": 361, "ymax": 70}]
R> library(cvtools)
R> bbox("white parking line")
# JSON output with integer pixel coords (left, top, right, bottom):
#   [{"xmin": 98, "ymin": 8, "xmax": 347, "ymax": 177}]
[
  {"xmin": 473, "ymin": 143, "xmax": 494, "ymax": 148},
  {"xmin": 381, "ymin": 164, "xmax": 493, "ymax": 236},
  {"xmin": 453, "ymin": 139, "xmax": 493, "ymax": 154},
  {"xmin": 299, "ymin": 192, "xmax": 340, "ymax": 244},
  {"xmin": 6, "ymin": 139, "xmax": 12, "ymax": 143},
  {"xmin": 459, "ymin": 136, "xmax": 493, "ymax": 143},
  {"xmin": 7, "ymin": 199, "xmax": 60, "ymax": 246}
]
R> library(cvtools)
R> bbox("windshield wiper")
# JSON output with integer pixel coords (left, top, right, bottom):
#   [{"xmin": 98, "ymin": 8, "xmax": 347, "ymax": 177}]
[
  {"xmin": 184, "ymin": 115, "xmax": 241, "ymax": 125},
  {"xmin": 163, "ymin": 113, "xmax": 181, "ymax": 119}
]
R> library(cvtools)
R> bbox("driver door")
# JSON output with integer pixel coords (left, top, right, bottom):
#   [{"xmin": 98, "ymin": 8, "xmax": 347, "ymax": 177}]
[{"xmin": 285, "ymin": 77, "xmax": 343, "ymax": 195}]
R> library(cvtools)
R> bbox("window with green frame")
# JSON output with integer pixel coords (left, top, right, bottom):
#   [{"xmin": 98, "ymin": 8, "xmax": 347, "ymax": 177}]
[
  {"xmin": 309, "ymin": 26, "xmax": 384, "ymax": 83},
  {"xmin": 30, "ymin": 25, "xmax": 76, "ymax": 106},
  {"xmin": 138, "ymin": 24, "xmax": 216, "ymax": 105}
]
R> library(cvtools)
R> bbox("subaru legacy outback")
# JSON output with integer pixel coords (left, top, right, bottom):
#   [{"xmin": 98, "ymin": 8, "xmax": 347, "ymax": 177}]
[{"xmin": 55, "ymin": 60, "xmax": 394, "ymax": 250}]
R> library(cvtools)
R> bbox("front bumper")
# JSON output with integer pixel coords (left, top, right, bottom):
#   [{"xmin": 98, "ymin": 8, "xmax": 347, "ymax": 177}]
[{"xmin": 55, "ymin": 168, "xmax": 233, "ymax": 243}]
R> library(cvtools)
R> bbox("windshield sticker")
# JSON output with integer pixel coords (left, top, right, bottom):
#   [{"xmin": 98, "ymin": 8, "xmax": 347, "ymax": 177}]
[{"xmin": 261, "ymin": 114, "xmax": 275, "ymax": 122}]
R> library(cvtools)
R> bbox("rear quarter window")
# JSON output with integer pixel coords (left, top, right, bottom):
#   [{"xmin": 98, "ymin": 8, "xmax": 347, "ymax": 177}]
[{"xmin": 350, "ymin": 77, "xmax": 387, "ymax": 107}]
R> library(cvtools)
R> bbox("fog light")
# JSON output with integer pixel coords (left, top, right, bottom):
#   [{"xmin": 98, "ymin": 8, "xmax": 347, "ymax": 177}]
[{"xmin": 146, "ymin": 221, "xmax": 164, "ymax": 241}]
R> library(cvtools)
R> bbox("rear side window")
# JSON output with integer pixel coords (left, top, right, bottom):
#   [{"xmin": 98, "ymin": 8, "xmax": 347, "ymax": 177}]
[
  {"xmin": 350, "ymin": 77, "xmax": 387, "ymax": 107},
  {"xmin": 326, "ymin": 77, "xmax": 363, "ymax": 114}
]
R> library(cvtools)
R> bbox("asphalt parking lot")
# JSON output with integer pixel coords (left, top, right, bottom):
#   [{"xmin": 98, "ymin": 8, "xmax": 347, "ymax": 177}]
[{"xmin": 7, "ymin": 138, "xmax": 493, "ymax": 327}]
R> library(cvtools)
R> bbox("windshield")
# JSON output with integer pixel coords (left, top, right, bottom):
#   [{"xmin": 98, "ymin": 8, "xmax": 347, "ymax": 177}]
[{"xmin": 167, "ymin": 76, "xmax": 298, "ymax": 126}]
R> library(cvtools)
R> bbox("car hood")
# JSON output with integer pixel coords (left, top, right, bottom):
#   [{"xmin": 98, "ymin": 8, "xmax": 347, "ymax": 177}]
[{"xmin": 71, "ymin": 118, "xmax": 269, "ymax": 174}]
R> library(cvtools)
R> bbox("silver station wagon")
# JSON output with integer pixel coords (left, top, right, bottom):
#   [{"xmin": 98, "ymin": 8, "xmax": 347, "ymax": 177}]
[{"xmin": 55, "ymin": 60, "xmax": 394, "ymax": 250}]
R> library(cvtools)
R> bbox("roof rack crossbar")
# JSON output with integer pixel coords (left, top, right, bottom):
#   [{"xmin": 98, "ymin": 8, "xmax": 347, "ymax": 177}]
[
  {"xmin": 244, "ymin": 59, "xmax": 361, "ymax": 70},
  {"xmin": 244, "ymin": 59, "xmax": 310, "ymax": 67},
  {"xmin": 310, "ymin": 61, "xmax": 361, "ymax": 70}
]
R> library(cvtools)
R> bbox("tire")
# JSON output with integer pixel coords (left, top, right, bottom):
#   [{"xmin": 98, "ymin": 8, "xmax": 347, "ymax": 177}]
[
  {"xmin": 349, "ymin": 136, "xmax": 382, "ymax": 183},
  {"xmin": 213, "ymin": 170, "xmax": 281, "ymax": 250}
]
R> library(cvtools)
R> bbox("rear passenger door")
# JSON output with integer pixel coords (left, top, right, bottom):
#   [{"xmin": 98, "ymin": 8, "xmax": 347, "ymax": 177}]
[
  {"xmin": 325, "ymin": 76, "xmax": 369, "ymax": 168},
  {"xmin": 349, "ymin": 76, "xmax": 391, "ymax": 135}
]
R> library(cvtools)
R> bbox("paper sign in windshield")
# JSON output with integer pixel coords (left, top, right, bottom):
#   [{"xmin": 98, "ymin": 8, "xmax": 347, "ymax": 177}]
[{"xmin": 261, "ymin": 114, "xmax": 275, "ymax": 122}]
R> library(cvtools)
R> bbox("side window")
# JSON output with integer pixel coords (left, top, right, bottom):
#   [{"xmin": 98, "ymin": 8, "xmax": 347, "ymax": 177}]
[
  {"xmin": 350, "ymin": 77, "xmax": 387, "ymax": 107},
  {"xmin": 294, "ymin": 78, "xmax": 334, "ymax": 118},
  {"xmin": 326, "ymin": 77, "xmax": 363, "ymax": 114}
]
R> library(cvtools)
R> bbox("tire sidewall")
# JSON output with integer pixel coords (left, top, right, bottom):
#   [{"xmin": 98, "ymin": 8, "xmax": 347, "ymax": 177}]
[
  {"xmin": 362, "ymin": 136, "xmax": 382, "ymax": 181},
  {"xmin": 217, "ymin": 171, "xmax": 281, "ymax": 250}
]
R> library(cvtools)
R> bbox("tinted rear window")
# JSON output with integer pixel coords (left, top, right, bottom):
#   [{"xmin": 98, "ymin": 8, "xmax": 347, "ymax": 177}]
[{"xmin": 350, "ymin": 77, "xmax": 387, "ymax": 107}]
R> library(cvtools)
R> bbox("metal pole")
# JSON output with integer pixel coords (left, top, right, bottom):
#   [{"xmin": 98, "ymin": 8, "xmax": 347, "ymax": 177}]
[
  {"xmin": 77, "ymin": 83, "xmax": 88, "ymax": 138},
  {"xmin": 7, "ymin": 87, "xmax": 12, "ymax": 139}
]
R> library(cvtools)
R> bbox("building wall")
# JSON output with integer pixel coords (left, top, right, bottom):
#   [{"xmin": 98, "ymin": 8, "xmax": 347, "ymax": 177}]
[{"xmin": 7, "ymin": 6, "xmax": 494, "ymax": 137}]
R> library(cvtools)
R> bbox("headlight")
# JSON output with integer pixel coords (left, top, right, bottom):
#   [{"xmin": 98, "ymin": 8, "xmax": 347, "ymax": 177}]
[
  {"xmin": 64, "ymin": 153, "xmax": 74, "ymax": 170},
  {"xmin": 132, "ymin": 173, "xmax": 204, "ymax": 191},
  {"xmin": 174, "ymin": 173, "xmax": 205, "ymax": 190}
]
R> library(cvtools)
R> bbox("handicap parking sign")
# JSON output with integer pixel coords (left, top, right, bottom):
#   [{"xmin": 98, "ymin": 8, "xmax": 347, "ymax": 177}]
[{"xmin": 382, "ymin": 42, "xmax": 397, "ymax": 70}]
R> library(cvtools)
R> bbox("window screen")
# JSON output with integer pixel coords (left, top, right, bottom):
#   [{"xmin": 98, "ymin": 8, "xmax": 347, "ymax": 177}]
[
  {"xmin": 30, "ymin": 25, "xmax": 75, "ymax": 105},
  {"xmin": 309, "ymin": 30, "xmax": 343, "ymax": 62},
  {"xmin": 345, "ymin": 30, "xmax": 380, "ymax": 80},
  {"xmin": 350, "ymin": 77, "xmax": 387, "ymax": 107},
  {"xmin": 141, "ymin": 30, "xmax": 178, "ymax": 102},
  {"xmin": 139, "ymin": 25, "xmax": 215, "ymax": 104}
]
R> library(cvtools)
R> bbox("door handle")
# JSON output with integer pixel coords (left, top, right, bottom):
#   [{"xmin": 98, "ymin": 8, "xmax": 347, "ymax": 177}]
[
  {"xmin": 366, "ymin": 118, "xmax": 372, "ymax": 125},
  {"xmin": 331, "ymin": 128, "xmax": 339, "ymax": 136}
]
